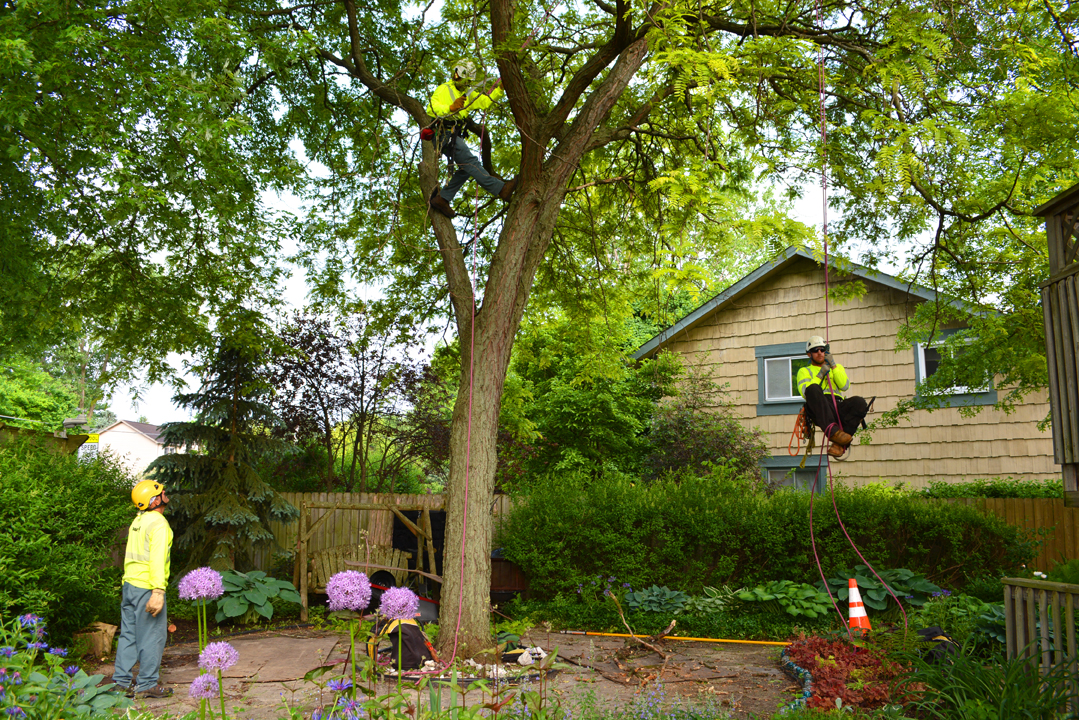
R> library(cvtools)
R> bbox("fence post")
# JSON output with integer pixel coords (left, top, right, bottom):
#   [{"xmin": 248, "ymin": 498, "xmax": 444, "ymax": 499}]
[{"xmin": 299, "ymin": 502, "xmax": 308, "ymax": 622}]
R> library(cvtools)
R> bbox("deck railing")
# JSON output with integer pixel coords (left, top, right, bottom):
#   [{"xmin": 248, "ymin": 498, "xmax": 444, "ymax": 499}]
[{"xmin": 1003, "ymin": 577, "xmax": 1079, "ymax": 705}]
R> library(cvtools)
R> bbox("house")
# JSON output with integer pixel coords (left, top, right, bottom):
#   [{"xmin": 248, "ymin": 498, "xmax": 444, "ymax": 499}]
[
  {"xmin": 633, "ymin": 246, "xmax": 1056, "ymax": 490},
  {"xmin": 96, "ymin": 420, "xmax": 173, "ymax": 476}
]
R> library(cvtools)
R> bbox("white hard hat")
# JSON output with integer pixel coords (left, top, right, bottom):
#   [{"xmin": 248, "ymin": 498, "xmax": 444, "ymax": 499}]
[
  {"xmin": 806, "ymin": 336, "xmax": 827, "ymax": 353},
  {"xmin": 452, "ymin": 61, "xmax": 476, "ymax": 82}
]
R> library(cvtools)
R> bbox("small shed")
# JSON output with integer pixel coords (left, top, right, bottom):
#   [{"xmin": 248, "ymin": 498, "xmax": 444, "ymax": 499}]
[{"xmin": 1036, "ymin": 181, "xmax": 1079, "ymax": 507}]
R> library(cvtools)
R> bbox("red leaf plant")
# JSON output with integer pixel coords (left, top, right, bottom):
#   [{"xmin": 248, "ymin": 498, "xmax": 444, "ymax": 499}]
[{"xmin": 785, "ymin": 634, "xmax": 909, "ymax": 711}]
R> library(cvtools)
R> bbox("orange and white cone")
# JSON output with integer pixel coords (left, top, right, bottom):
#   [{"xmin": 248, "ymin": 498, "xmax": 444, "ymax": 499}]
[{"xmin": 847, "ymin": 578, "xmax": 872, "ymax": 635}]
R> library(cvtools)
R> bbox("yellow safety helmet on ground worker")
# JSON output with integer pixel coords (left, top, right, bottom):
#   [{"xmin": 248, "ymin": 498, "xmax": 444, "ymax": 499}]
[{"xmin": 132, "ymin": 479, "xmax": 165, "ymax": 511}]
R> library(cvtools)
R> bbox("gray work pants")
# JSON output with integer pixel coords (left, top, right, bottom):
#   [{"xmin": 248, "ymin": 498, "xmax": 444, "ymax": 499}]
[
  {"xmin": 436, "ymin": 132, "xmax": 505, "ymax": 201},
  {"xmin": 113, "ymin": 582, "xmax": 168, "ymax": 691}
]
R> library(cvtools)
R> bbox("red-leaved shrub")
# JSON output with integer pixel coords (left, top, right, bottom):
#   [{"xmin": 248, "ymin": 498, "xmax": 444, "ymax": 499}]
[{"xmin": 785, "ymin": 634, "xmax": 908, "ymax": 710}]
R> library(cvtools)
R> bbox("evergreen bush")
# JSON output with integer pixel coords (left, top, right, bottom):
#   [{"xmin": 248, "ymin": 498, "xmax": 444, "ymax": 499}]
[
  {"xmin": 917, "ymin": 476, "xmax": 1063, "ymax": 499},
  {"xmin": 0, "ymin": 439, "xmax": 133, "ymax": 641},
  {"xmin": 500, "ymin": 472, "xmax": 1033, "ymax": 599}
]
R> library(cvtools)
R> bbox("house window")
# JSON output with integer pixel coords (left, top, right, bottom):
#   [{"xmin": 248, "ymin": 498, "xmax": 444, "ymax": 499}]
[
  {"xmin": 913, "ymin": 329, "xmax": 997, "ymax": 407},
  {"xmin": 756, "ymin": 342, "xmax": 812, "ymax": 415},
  {"xmin": 761, "ymin": 457, "xmax": 826, "ymax": 494}
]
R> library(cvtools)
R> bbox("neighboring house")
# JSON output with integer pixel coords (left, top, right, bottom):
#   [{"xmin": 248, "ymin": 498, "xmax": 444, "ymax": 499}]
[
  {"xmin": 634, "ymin": 246, "xmax": 1056, "ymax": 490},
  {"xmin": 97, "ymin": 420, "xmax": 173, "ymax": 476}
]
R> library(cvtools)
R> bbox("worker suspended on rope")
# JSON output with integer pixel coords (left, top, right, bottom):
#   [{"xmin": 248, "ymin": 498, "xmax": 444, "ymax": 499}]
[
  {"xmin": 796, "ymin": 336, "xmax": 870, "ymax": 458},
  {"xmin": 424, "ymin": 60, "xmax": 517, "ymax": 219}
]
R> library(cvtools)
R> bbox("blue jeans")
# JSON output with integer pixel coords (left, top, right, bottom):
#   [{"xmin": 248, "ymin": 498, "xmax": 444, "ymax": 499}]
[
  {"xmin": 113, "ymin": 582, "xmax": 168, "ymax": 691},
  {"xmin": 436, "ymin": 132, "xmax": 505, "ymax": 201}
]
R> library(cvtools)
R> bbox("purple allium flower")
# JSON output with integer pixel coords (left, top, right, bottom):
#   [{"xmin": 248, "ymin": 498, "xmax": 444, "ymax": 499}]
[
  {"xmin": 378, "ymin": 587, "xmax": 419, "ymax": 620},
  {"xmin": 326, "ymin": 571, "xmax": 371, "ymax": 612},
  {"xmin": 198, "ymin": 641, "xmax": 240, "ymax": 671},
  {"xmin": 64, "ymin": 666, "xmax": 79, "ymax": 676},
  {"xmin": 327, "ymin": 677, "xmax": 352, "ymax": 693},
  {"xmin": 0, "ymin": 648, "xmax": 12, "ymax": 658},
  {"xmin": 188, "ymin": 673, "xmax": 219, "ymax": 700},
  {"xmin": 48, "ymin": 647, "xmax": 67, "ymax": 657},
  {"xmin": 178, "ymin": 567, "xmax": 225, "ymax": 602},
  {"xmin": 17, "ymin": 614, "xmax": 42, "ymax": 628}
]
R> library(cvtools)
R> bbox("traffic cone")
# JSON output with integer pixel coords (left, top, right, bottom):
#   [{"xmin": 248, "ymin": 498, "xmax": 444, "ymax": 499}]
[{"xmin": 847, "ymin": 578, "xmax": 872, "ymax": 635}]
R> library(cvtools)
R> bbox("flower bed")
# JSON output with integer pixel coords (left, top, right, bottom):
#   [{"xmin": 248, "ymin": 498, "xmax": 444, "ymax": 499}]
[{"xmin": 782, "ymin": 634, "xmax": 908, "ymax": 711}]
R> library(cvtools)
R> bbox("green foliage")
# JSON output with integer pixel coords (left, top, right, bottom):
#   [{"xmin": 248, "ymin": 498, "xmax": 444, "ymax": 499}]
[
  {"xmin": 817, "ymin": 566, "xmax": 941, "ymax": 620},
  {"xmin": 623, "ymin": 585, "xmax": 688, "ymax": 614},
  {"xmin": 501, "ymin": 474, "xmax": 1033, "ymax": 600},
  {"xmin": 215, "ymin": 570, "xmax": 301, "ymax": 624},
  {"xmin": 0, "ymin": 616, "xmax": 132, "ymax": 717},
  {"xmin": 0, "ymin": 355, "xmax": 78, "ymax": 430},
  {"xmin": 916, "ymin": 477, "xmax": 1063, "ymax": 499},
  {"xmin": 682, "ymin": 586, "xmax": 738, "ymax": 616},
  {"xmin": 0, "ymin": 439, "xmax": 133, "ymax": 641},
  {"xmin": 896, "ymin": 643, "xmax": 1076, "ymax": 719},
  {"xmin": 737, "ymin": 581, "xmax": 832, "ymax": 619},
  {"xmin": 912, "ymin": 594, "xmax": 1004, "ymax": 648},
  {"xmin": 1047, "ymin": 557, "xmax": 1079, "ymax": 585},
  {"xmin": 149, "ymin": 313, "xmax": 298, "ymax": 571},
  {"xmin": 962, "ymin": 574, "xmax": 1005, "ymax": 603}
]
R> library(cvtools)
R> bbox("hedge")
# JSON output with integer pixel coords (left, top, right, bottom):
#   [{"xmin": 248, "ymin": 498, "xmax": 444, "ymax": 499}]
[{"xmin": 499, "ymin": 472, "xmax": 1035, "ymax": 598}]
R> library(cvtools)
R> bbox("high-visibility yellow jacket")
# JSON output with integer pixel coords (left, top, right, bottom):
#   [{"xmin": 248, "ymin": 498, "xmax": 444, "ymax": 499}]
[
  {"xmin": 123, "ymin": 511, "xmax": 173, "ymax": 590},
  {"xmin": 426, "ymin": 80, "xmax": 503, "ymax": 121},
  {"xmin": 797, "ymin": 362, "xmax": 850, "ymax": 400}
]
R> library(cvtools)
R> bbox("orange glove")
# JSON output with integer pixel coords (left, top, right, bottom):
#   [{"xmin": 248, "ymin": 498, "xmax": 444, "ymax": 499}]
[{"xmin": 448, "ymin": 96, "xmax": 465, "ymax": 113}]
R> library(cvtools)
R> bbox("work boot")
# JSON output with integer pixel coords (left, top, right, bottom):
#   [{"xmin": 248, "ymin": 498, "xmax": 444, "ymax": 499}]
[
  {"xmin": 429, "ymin": 189, "xmax": 456, "ymax": 219},
  {"xmin": 498, "ymin": 177, "xmax": 518, "ymax": 202},
  {"xmin": 828, "ymin": 443, "xmax": 847, "ymax": 458},
  {"xmin": 134, "ymin": 685, "xmax": 173, "ymax": 699},
  {"xmin": 829, "ymin": 430, "xmax": 853, "ymax": 446}
]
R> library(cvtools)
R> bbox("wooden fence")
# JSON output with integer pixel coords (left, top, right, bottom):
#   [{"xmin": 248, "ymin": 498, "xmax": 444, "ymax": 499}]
[
  {"xmin": 1002, "ymin": 577, "xmax": 1079, "ymax": 706},
  {"xmin": 947, "ymin": 498, "xmax": 1079, "ymax": 573},
  {"xmin": 251, "ymin": 492, "xmax": 515, "ymax": 571}
]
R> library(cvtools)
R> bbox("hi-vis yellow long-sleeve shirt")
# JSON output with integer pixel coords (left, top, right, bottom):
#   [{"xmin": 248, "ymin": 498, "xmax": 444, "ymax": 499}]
[
  {"xmin": 123, "ymin": 511, "xmax": 173, "ymax": 590},
  {"xmin": 426, "ymin": 81, "xmax": 503, "ymax": 121},
  {"xmin": 796, "ymin": 362, "xmax": 850, "ymax": 400}
]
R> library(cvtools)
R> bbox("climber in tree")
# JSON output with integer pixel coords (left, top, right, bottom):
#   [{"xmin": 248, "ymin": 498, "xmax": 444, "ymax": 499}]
[
  {"xmin": 797, "ymin": 336, "xmax": 870, "ymax": 458},
  {"xmin": 425, "ymin": 60, "xmax": 517, "ymax": 219}
]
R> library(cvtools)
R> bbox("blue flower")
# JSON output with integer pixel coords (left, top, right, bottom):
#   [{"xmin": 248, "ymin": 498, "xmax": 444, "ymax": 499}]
[
  {"xmin": 64, "ymin": 666, "xmax": 80, "ymax": 676},
  {"xmin": 17, "ymin": 614, "xmax": 42, "ymax": 628},
  {"xmin": 25, "ymin": 642, "xmax": 47, "ymax": 651},
  {"xmin": 622, "ymin": 583, "xmax": 631, "ymax": 588},
  {"xmin": 5, "ymin": 707, "xmax": 24, "ymax": 717},
  {"xmin": 327, "ymin": 677, "xmax": 352, "ymax": 693},
  {"xmin": 0, "ymin": 648, "xmax": 13, "ymax": 658},
  {"xmin": 48, "ymin": 647, "xmax": 67, "ymax": 657}
]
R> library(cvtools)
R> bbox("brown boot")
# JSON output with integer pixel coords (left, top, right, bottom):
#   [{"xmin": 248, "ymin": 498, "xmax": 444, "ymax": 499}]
[
  {"xmin": 828, "ymin": 443, "xmax": 847, "ymax": 458},
  {"xmin": 830, "ymin": 430, "xmax": 853, "ymax": 446},
  {"xmin": 498, "ymin": 177, "xmax": 518, "ymax": 202},
  {"xmin": 429, "ymin": 190, "xmax": 456, "ymax": 219},
  {"xmin": 134, "ymin": 685, "xmax": 173, "ymax": 699}
]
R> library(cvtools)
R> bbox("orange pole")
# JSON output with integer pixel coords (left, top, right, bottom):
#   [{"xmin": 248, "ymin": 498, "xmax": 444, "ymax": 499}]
[{"xmin": 558, "ymin": 630, "xmax": 789, "ymax": 646}]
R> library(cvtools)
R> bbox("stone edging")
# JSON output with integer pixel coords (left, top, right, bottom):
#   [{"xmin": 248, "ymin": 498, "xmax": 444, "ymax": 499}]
[{"xmin": 777, "ymin": 648, "xmax": 813, "ymax": 714}]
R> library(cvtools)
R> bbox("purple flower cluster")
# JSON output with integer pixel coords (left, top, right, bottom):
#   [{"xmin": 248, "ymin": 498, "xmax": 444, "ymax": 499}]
[
  {"xmin": 931, "ymin": 589, "xmax": 953, "ymax": 598},
  {"xmin": 25, "ymin": 643, "xmax": 47, "ymax": 652},
  {"xmin": 48, "ymin": 647, "xmax": 67, "ymax": 657},
  {"xmin": 198, "ymin": 642, "xmax": 240, "ymax": 671},
  {"xmin": 326, "ymin": 571, "xmax": 371, "ymax": 612},
  {"xmin": 17, "ymin": 615, "xmax": 42, "ymax": 628},
  {"xmin": 377, "ymin": 587, "xmax": 419, "ymax": 620},
  {"xmin": 188, "ymin": 673, "xmax": 220, "ymax": 700},
  {"xmin": 327, "ymin": 677, "xmax": 352, "ymax": 693},
  {"xmin": 178, "ymin": 567, "xmax": 225, "ymax": 602}
]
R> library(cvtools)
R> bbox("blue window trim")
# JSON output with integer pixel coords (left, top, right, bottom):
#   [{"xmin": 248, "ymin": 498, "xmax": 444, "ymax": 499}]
[
  {"xmin": 913, "ymin": 328, "xmax": 997, "ymax": 407},
  {"xmin": 761, "ymin": 456, "xmax": 827, "ymax": 493},
  {"xmin": 756, "ymin": 342, "xmax": 809, "ymax": 416}
]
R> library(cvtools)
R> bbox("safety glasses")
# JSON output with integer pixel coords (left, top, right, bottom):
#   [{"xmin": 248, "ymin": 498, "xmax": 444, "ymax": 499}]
[{"xmin": 809, "ymin": 347, "xmax": 826, "ymax": 354}]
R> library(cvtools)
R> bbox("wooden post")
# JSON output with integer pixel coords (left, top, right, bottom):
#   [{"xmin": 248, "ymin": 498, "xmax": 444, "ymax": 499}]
[{"xmin": 299, "ymin": 502, "xmax": 308, "ymax": 622}]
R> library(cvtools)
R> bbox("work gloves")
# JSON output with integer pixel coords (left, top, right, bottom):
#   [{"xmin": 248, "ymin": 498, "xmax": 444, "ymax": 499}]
[
  {"xmin": 824, "ymin": 352, "xmax": 836, "ymax": 369},
  {"xmin": 145, "ymin": 589, "xmax": 165, "ymax": 617}
]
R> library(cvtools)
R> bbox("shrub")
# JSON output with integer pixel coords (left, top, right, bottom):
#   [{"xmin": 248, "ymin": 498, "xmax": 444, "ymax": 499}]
[
  {"xmin": 500, "ymin": 472, "xmax": 1034, "ymax": 599},
  {"xmin": 917, "ymin": 476, "xmax": 1063, "ymax": 499},
  {"xmin": 1047, "ymin": 557, "xmax": 1079, "ymax": 585},
  {"xmin": 785, "ymin": 634, "xmax": 907, "ymax": 711},
  {"xmin": 0, "ymin": 439, "xmax": 134, "ymax": 641},
  {"xmin": 911, "ymin": 593, "xmax": 1003, "ymax": 649}
]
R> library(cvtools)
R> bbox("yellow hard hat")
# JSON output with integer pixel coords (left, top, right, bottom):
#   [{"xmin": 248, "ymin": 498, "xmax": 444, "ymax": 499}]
[{"xmin": 132, "ymin": 479, "xmax": 165, "ymax": 510}]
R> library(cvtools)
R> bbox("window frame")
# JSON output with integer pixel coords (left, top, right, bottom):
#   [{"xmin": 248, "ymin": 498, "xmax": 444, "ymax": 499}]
[
  {"xmin": 756, "ymin": 342, "xmax": 812, "ymax": 416},
  {"xmin": 913, "ymin": 328, "xmax": 997, "ymax": 407},
  {"xmin": 761, "ymin": 456, "xmax": 827, "ymax": 494}
]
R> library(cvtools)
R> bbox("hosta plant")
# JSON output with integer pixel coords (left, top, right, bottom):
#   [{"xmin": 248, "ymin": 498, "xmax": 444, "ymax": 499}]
[
  {"xmin": 817, "ymin": 566, "xmax": 941, "ymax": 620},
  {"xmin": 624, "ymin": 585, "xmax": 688, "ymax": 614},
  {"xmin": 738, "ymin": 581, "xmax": 833, "ymax": 618},
  {"xmin": 683, "ymin": 586, "xmax": 739, "ymax": 616},
  {"xmin": 216, "ymin": 570, "xmax": 302, "ymax": 624}
]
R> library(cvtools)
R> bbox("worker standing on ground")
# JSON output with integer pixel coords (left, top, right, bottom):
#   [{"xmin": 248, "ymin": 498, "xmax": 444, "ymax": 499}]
[
  {"xmin": 113, "ymin": 479, "xmax": 174, "ymax": 699},
  {"xmin": 425, "ymin": 60, "xmax": 517, "ymax": 219},
  {"xmin": 797, "ymin": 336, "xmax": 869, "ymax": 458}
]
